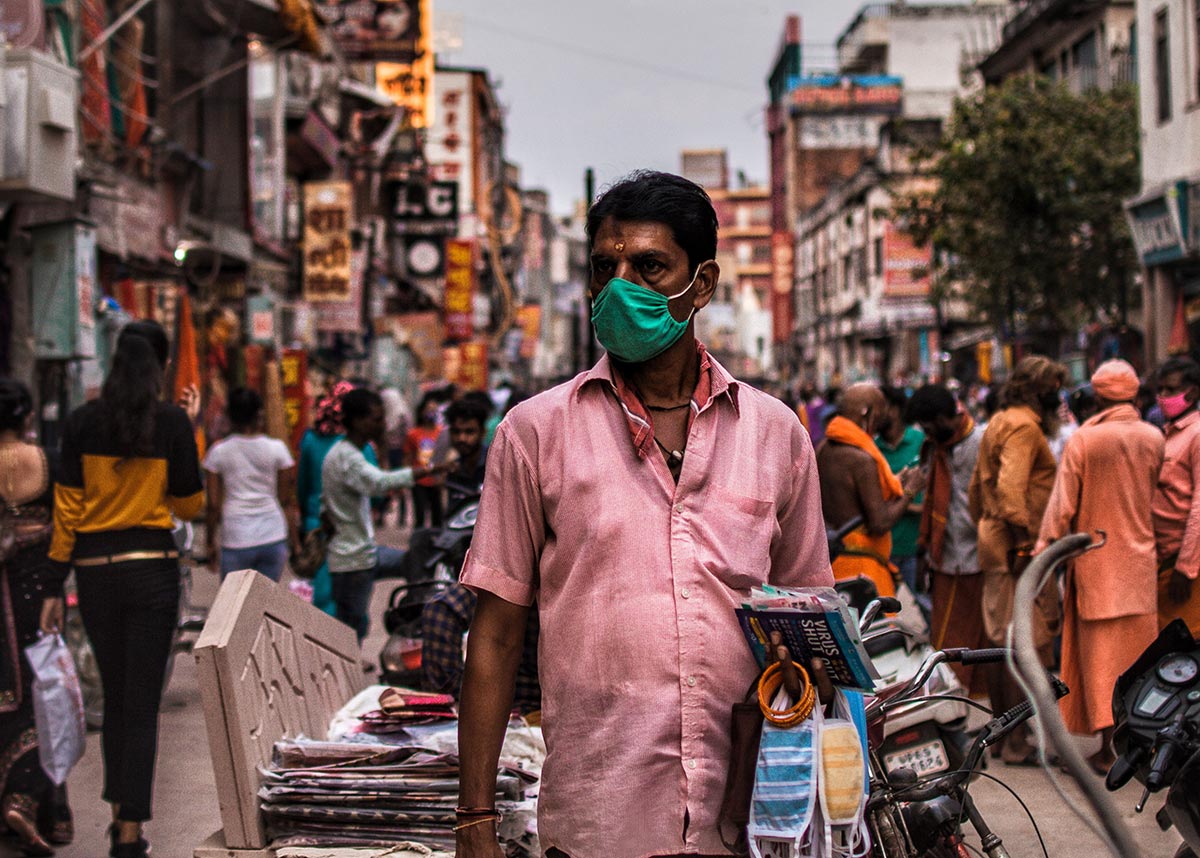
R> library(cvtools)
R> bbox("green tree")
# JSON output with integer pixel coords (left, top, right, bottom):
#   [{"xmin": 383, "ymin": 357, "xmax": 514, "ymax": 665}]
[{"xmin": 895, "ymin": 75, "xmax": 1140, "ymax": 339}]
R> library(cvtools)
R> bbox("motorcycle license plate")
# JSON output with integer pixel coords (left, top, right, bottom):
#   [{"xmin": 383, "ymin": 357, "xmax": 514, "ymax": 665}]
[{"xmin": 884, "ymin": 739, "xmax": 949, "ymax": 776}]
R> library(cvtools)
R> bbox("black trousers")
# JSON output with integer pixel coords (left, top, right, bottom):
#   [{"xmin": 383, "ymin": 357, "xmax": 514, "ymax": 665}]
[
  {"xmin": 75, "ymin": 558, "xmax": 179, "ymax": 823},
  {"xmin": 412, "ymin": 484, "xmax": 443, "ymax": 528}
]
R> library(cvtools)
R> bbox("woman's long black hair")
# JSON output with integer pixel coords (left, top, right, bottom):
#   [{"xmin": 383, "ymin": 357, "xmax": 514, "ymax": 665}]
[{"xmin": 100, "ymin": 326, "xmax": 166, "ymax": 458}]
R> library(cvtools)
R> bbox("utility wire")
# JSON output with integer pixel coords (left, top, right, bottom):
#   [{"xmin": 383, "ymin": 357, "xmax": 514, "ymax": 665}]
[{"xmin": 462, "ymin": 14, "xmax": 765, "ymax": 95}]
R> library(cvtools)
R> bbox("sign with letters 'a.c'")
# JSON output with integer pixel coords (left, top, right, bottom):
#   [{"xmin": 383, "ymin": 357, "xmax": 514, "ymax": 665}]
[{"xmin": 389, "ymin": 180, "xmax": 459, "ymax": 236}]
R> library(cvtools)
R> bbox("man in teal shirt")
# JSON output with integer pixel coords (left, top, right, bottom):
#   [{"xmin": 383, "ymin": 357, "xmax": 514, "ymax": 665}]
[{"xmin": 877, "ymin": 385, "xmax": 928, "ymax": 615}]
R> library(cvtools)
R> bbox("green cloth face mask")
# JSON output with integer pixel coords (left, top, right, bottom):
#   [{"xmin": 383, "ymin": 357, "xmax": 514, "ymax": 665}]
[{"xmin": 590, "ymin": 264, "xmax": 706, "ymax": 364}]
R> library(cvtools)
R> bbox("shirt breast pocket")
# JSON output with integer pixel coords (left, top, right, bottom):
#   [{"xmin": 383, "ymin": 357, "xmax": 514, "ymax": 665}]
[{"xmin": 694, "ymin": 482, "xmax": 776, "ymax": 591}]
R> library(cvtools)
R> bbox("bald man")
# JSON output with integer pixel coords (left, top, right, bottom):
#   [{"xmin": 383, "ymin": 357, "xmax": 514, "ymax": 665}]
[{"xmin": 817, "ymin": 383, "xmax": 925, "ymax": 597}]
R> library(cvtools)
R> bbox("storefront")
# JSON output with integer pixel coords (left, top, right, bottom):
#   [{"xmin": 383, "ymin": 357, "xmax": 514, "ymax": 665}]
[{"xmin": 1128, "ymin": 179, "xmax": 1200, "ymax": 363}]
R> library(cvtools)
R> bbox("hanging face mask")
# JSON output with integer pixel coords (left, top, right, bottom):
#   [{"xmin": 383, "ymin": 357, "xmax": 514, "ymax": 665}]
[
  {"xmin": 1159, "ymin": 391, "xmax": 1193, "ymax": 420},
  {"xmin": 590, "ymin": 264, "xmax": 707, "ymax": 364},
  {"xmin": 818, "ymin": 691, "xmax": 871, "ymax": 858},
  {"xmin": 748, "ymin": 692, "xmax": 819, "ymax": 858},
  {"xmin": 749, "ymin": 690, "xmax": 872, "ymax": 858}
]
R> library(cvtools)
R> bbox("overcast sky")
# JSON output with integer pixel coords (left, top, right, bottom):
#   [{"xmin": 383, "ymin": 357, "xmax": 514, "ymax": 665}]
[{"xmin": 433, "ymin": 1, "xmax": 856, "ymax": 214}]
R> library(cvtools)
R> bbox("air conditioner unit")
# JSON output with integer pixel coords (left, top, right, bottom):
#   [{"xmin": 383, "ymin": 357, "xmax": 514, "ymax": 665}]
[{"xmin": 0, "ymin": 48, "xmax": 79, "ymax": 201}]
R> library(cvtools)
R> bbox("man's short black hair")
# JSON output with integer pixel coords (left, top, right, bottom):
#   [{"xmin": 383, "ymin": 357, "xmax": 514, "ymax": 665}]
[
  {"xmin": 880, "ymin": 385, "xmax": 908, "ymax": 411},
  {"xmin": 1158, "ymin": 356, "xmax": 1200, "ymax": 389},
  {"xmin": 227, "ymin": 387, "xmax": 262, "ymax": 428},
  {"xmin": 341, "ymin": 387, "xmax": 382, "ymax": 428},
  {"xmin": 586, "ymin": 170, "xmax": 718, "ymax": 271},
  {"xmin": 445, "ymin": 397, "xmax": 490, "ymax": 429},
  {"xmin": 905, "ymin": 384, "xmax": 958, "ymax": 424}
]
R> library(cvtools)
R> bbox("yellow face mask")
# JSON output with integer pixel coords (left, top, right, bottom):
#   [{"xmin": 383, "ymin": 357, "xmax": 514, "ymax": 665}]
[{"xmin": 820, "ymin": 720, "xmax": 867, "ymax": 823}]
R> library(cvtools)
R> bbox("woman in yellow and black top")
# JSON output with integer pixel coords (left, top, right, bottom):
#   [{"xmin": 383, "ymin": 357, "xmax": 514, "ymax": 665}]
[{"xmin": 50, "ymin": 320, "xmax": 202, "ymax": 858}]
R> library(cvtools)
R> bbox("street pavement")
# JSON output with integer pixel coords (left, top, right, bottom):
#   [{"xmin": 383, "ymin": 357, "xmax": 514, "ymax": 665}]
[{"xmin": 1, "ymin": 521, "xmax": 1186, "ymax": 858}]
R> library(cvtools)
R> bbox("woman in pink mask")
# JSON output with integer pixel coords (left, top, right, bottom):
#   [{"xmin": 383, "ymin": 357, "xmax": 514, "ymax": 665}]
[{"xmin": 1151, "ymin": 356, "xmax": 1200, "ymax": 636}]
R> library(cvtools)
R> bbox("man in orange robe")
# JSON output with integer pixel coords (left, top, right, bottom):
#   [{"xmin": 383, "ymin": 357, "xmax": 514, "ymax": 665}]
[
  {"xmin": 1035, "ymin": 360, "xmax": 1163, "ymax": 774},
  {"xmin": 816, "ymin": 383, "xmax": 924, "ymax": 598}
]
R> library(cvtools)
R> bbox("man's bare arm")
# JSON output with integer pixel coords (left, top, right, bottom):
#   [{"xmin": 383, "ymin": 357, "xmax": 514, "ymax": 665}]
[
  {"xmin": 457, "ymin": 590, "xmax": 530, "ymax": 856},
  {"xmin": 854, "ymin": 455, "xmax": 912, "ymax": 535}
]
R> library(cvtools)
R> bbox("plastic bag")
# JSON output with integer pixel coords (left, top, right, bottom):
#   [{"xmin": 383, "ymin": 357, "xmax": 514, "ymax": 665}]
[{"xmin": 24, "ymin": 633, "xmax": 86, "ymax": 785}]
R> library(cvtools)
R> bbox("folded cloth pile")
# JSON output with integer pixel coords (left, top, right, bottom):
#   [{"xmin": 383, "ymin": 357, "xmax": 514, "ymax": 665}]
[
  {"xmin": 357, "ymin": 689, "xmax": 456, "ymax": 732},
  {"xmin": 260, "ymin": 739, "xmax": 536, "ymax": 852}
]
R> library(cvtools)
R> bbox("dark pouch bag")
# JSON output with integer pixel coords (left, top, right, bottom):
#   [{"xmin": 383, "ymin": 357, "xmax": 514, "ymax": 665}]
[{"xmin": 718, "ymin": 675, "xmax": 765, "ymax": 856}]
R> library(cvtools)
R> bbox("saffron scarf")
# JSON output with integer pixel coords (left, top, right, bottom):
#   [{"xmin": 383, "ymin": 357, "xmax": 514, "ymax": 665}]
[
  {"xmin": 824, "ymin": 416, "xmax": 903, "ymax": 499},
  {"xmin": 919, "ymin": 413, "xmax": 975, "ymax": 569}
]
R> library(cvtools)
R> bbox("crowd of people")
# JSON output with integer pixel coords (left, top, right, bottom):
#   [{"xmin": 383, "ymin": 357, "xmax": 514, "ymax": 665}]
[
  {"xmin": 0, "ymin": 312, "xmax": 528, "ymax": 856},
  {"xmin": 809, "ymin": 353, "xmax": 1200, "ymax": 775},
  {"xmin": 3, "ymin": 168, "xmax": 1200, "ymax": 858}
]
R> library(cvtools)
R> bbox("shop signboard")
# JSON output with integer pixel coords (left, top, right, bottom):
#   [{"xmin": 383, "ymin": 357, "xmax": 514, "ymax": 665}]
[
  {"xmin": 444, "ymin": 238, "xmax": 475, "ymax": 341},
  {"xmin": 771, "ymin": 231, "xmax": 794, "ymax": 344},
  {"xmin": 303, "ymin": 180, "xmax": 353, "ymax": 303},
  {"xmin": 314, "ymin": 247, "xmax": 366, "ymax": 334},
  {"xmin": 280, "ymin": 349, "xmax": 310, "ymax": 453},
  {"xmin": 791, "ymin": 75, "xmax": 903, "ymax": 114},
  {"xmin": 315, "ymin": 0, "xmax": 423, "ymax": 62},
  {"xmin": 377, "ymin": 45, "xmax": 434, "ymax": 129},
  {"xmin": 444, "ymin": 340, "xmax": 488, "ymax": 391},
  {"xmin": 247, "ymin": 295, "xmax": 275, "ymax": 345},
  {"xmin": 426, "ymin": 71, "xmax": 473, "ymax": 213},
  {"xmin": 1127, "ymin": 190, "xmax": 1187, "ymax": 266},
  {"xmin": 799, "ymin": 115, "xmax": 885, "ymax": 149},
  {"xmin": 516, "ymin": 304, "xmax": 542, "ymax": 359},
  {"xmin": 883, "ymin": 223, "xmax": 932, "ymax": 298},
  {"xmin": 1189, "ymin": 182, "xmax": 1200, "ymax": 253},
  {"xmin": 389, "ymin": 180, "xmax": 458, "ymax": 235}
]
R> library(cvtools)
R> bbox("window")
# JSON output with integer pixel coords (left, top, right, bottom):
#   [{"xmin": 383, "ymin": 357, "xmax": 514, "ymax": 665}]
[
  {"xmin": 873, "ymin": 237, "xmax": 884, "ymax": 277},
  {"xmin": 1156, "ymin": 8, "xmax": 1172, "ymax": 122},
  {"xmin": 1195, "ymin": 0, "xmax": 1200, "ymax": 99},
  {"xmin": 1072, "ymin": 31, "xmax": 1099, "ymax": 89},
  {"xmin": 752, "ymin": 244, "xmax": 772, "ymax": 265},
  {"xmin": 736, "ymin": 242, "xmax": 752, "ymax": 265},
  {"xmin": 1040, "ymin": 57, "xmax": 1060, "ymax": 80}
]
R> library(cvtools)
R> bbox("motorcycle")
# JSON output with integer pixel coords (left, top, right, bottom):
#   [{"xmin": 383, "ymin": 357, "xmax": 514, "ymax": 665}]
[
  {"xmin": 378, "ymin": 478, "xmax": 481, "ymax": 685},
  {"xmin": 857, "ymin": 600, "xmax": 1070, "ymax": 858},
  {"xmin": 829, "ymin": 517, "xmax": 973, "ymax": 792},
  {"xmin": 1107, "ymin": 619, "xmax": 1200, "ymax": 858}
]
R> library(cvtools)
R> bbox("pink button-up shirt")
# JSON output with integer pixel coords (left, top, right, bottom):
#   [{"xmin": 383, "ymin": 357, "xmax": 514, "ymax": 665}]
[
  {"xmin": 1153, "ymin": 410, "xmax": 1200, "ymax": 578},
  {"xmin": 461, "ymin": 352, "xmax": 831, "ymax": 858}
]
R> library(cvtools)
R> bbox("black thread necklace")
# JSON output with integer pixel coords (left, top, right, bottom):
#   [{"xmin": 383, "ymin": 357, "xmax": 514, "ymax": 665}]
[{"xmin": 654, "ymin": 436, "xmax": 685, "ymax": 470}]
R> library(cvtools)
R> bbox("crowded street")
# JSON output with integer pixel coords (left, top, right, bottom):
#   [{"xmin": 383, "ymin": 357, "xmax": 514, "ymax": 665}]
[{"xmin": 4, "ymin": 0, "xmax": 1200, "ymax": 857}]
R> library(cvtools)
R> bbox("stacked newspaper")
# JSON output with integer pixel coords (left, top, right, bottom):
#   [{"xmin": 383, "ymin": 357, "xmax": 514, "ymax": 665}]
[
  {"xmin": 736, "ymin": 585, "xmax": 881, "ymax": 692},
  {"xmin": 259, "ymin": 740, "xmax": 536, "ymax": 851}
]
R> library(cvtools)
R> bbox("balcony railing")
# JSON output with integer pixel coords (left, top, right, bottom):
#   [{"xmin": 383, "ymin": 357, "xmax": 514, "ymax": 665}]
[{"xmin": 1060, "ymin": 53, "xmax": 1137, "ymax": 94}]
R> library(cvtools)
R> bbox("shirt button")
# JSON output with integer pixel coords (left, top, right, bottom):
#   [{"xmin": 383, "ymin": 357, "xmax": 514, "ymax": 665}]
[
  {"xmin": 675, "ymin": 503, "xmax": 684, "ymax": 514},
  {"xmin": 681, "ymin": 587, "xmax": 691, "ymax": 599},
  {"xmin": 687, "ymin": 759, "xmax": 698, "ymax": 770},
  {"xmin": 687, "ymin": 675, "xmax": 697, "ymax": 687}
]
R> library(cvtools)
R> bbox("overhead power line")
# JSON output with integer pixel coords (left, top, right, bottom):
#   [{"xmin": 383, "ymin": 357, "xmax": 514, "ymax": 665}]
[{"xmin": 462, "ymin": 15, "xmax": 769, "ymax": 95}]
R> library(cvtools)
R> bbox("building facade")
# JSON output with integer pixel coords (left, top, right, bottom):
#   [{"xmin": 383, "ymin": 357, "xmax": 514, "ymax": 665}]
[
  {"xmin": 979, "ymin": 0, "xmax": 1136, "ymax": 91},
  {"xmin": 681, "ymin": 149, "xmax": 776, "ymax": 378},
  {"xmin": 776, "ymin": 2, "xmax": 1004, "ymax": 387},
  {"xmin": 1129, "ymin": 0, "xmax": 1200, "ymax": 362}
]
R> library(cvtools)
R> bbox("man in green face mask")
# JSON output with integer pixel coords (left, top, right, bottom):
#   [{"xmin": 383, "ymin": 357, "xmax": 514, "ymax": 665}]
[{"xmin": 456, "ymin": 170, "xmax": 834, "ymax": 858}]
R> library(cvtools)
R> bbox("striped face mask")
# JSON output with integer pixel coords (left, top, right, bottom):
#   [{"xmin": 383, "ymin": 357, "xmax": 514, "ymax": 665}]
[{"xmin": 748, "ymin": 693, "xmax": 819, "ymax": 858}]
